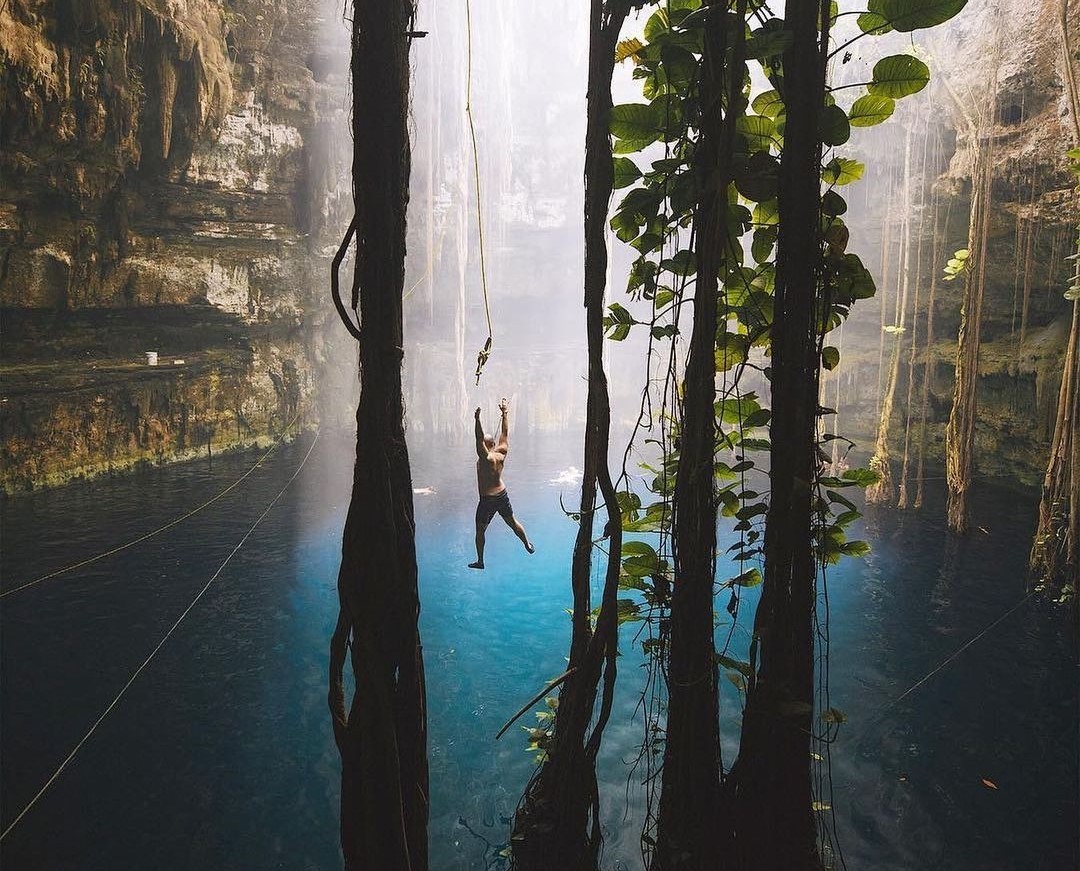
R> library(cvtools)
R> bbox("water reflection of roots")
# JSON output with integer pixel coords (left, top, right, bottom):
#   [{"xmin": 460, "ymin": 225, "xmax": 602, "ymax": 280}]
[{"xmin": 456, "ymin": 815, "xmax": 511, "ymax": 870}]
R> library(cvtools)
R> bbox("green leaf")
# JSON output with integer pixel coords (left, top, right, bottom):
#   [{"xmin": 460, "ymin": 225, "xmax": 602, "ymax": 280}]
[
  {"xmin": 643, "ymin": 8, "xmax": 672, "ymax": 41},
  {"xmin": 751, "ymin": 226, "xmax": 777, "ymax": 264},
  {"xmin": 661, "ymin": 250, "xmax": 697, "ymax": 276},
  {"xmin": 857, "ymin": 10, "xmax": 893, "ymax": 33},
  {"xmin": 613, "ymin": 157, "xmax": 643, "ymax": 189},
  {"xmin": 751, "ymin": 89, "xmax": 785, "ymax": 119},
  {"xmin": 735, "ymin": 151, "xmax": 780, "ymax": 203},
  {"xmin": 610, "ymin": 103, "xmax": 662, "ymax": 146},
  {"xmin": 752, "ymin": 198, "xmax": 779, "ymax": 226},
  {"xmin": 822, "ymin": 346, "xmax": 840, "ymax": 370},
  {"xmin": 610, "ymin": 209, "xmax": 641, "ymax": 243},
  {"xmin": 746, "ymin": 26, "xmax": 795, "ymax": 60},
  {"xmin": 848, "ymin": 94, "xmax": 896, "ymax": 127},
  {"xmin": 716, "ymin": 331, "xmax": 750, "ymax": 372},
  {"xmin": 880, "ymin": 0, "xmax": 968, "ymax": 32},
  {"xmin": 841, "ymin": 467, "xmax": 881, "ymax": 487},
  {"xmin": 819, "ymin": 103, "xmax": 851, "ymax": 146},
  {"xmin": 869, "ymin": 54, "xmax": 931, "ymax": 98},
  {"xmin": 744, "ymin": 408, "xmax": 771, "ymax": 428},
  {"xmin": 735, "ymin": 115, "xmax": 777, "ymax": 152},
  {"xmin": 821, "ymin": 189, "xmax": 848, "ymax": 216},
  {"xmin": 716, "ymin": 394, "xmax": 762, "ymax": 424},
  {"xmin": 822, "ymin": 157, "xmax": 865, "ymax": 186},
  {"xmin": 840, "ymin": 540, "xmax": 871, "ymax": 557}
]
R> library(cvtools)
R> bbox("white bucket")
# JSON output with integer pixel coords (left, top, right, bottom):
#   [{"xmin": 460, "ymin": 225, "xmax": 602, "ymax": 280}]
[{"xmin": 145, "ymin": 351, "xmax": 158, "ymax": 366}]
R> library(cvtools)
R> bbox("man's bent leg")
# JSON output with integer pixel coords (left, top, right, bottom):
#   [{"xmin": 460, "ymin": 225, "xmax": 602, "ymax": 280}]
[{"xmin": 503, "ymin": 514, "xmax": 535, "ymax": 554}]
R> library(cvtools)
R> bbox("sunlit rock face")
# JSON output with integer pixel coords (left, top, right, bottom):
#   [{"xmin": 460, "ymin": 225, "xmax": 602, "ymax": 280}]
[{"xmin": 0, "ymin": 0, "xmax": 355, "ymax": 490}]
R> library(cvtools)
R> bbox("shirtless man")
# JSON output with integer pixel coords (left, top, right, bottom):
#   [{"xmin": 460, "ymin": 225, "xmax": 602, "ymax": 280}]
[{"xmin": 469, "ymin": 398, "xmax": 534, "ymax": 569}]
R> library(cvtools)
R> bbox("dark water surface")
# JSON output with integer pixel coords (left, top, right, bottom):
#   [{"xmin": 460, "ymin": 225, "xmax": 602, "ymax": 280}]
[{"xmin": 1, "ymin": 430, "xmax": 1076, "ymax": 870}]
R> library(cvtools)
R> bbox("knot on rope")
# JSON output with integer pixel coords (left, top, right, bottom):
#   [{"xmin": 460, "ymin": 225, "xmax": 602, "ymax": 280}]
[{"xmin": 475, "ymin": 335, "xmax": 492, "ymax": 385}]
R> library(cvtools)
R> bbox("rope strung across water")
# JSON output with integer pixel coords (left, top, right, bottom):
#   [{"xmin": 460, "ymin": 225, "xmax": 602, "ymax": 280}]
[
  {"xmin": 465, "ymin": 0, "xmax": 494, "ymax": 384},
  {"xmin": 886, "ymin": 591, "xmax": 1035, "ymax": 710},
  {"xmin": 850, "ymin": 590, "xmax": 1036, "ymax": 751},
  {"xmin": 0, "ymin": 430, "xmax": 319, "ymax": 843},
  {"xmin": 2, "ymin": 415, "xmax": 303, "ymax": 600}
]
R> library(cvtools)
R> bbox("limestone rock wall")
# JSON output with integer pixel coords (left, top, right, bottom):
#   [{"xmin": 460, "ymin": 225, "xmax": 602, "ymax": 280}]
[
  {"xmin": 0, "ymin": 0, "xmax": 355, "ymax": 491},
  {"xmin": 835, "ymin": 0, "xmax": 1078, "ymax": 486}
]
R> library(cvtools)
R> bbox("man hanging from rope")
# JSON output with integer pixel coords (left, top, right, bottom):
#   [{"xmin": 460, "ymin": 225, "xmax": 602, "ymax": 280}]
[{"xmin": 469, "ymin": 398, "xmax": 534, "ymax": 569}]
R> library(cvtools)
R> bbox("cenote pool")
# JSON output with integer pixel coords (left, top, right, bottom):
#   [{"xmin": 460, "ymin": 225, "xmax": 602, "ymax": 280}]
[{"xmin": 1, "ymin": 430, "xmax": 1076, "ymax": 870}]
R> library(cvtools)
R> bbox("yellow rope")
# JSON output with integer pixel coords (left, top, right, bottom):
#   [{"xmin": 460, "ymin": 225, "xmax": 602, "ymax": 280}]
[
  {"xmin": 465, "ymin": 0, "xmax": 494, "ymax": 384},
  {"xmin": 2, "ymin": 414, "xmax": 302, "ymax": 599}
]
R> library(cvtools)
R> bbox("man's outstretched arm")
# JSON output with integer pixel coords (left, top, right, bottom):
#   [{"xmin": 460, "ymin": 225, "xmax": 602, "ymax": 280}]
[
  {"xmin": 474, "ymin": 407, "xmax": 486, "ymax": 458},
  {"xmin": 497, "ymin": 398, "xmax": 509, "ymax": 452}
]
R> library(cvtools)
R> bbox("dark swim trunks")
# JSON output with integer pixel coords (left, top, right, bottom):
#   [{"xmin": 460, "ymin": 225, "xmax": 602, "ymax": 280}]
[{"xmin": 476, "ymin": 489, "xmax": 514, "ymax": 526}]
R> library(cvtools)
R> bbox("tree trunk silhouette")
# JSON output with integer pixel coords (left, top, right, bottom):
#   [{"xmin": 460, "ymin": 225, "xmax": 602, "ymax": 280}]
[
  {"xmin": 328, "ymin": 3, "xmax": 428, "ymax": 870},
  {"xmin": 509, "ymin": 3, "xmax": 628, "ymax": 868},
  {"xmin": 653, "ymin": 1, "xmax": 744, "ymax": 865},
  {"xmin": 726, "ymin": 1, "xmax": 827, "ymax": 867}
]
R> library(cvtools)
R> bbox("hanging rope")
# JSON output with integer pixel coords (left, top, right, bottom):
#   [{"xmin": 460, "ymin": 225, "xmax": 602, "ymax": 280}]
[
  {"xmin": 0, "ymin": 430, "xmax": 319, "ymax": 843},
  {"xmin": 2, "ymin": 412, "xmax": 303, "ymax": 600},
  {"xmin": 465, "ymin": 0, "xmax": 494, "ymax": 384}
]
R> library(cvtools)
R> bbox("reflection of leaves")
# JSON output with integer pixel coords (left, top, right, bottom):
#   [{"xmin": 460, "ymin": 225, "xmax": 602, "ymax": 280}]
[
  {"xmin": 716, "ymin": 654, "xmax": 753, "ymax": 676},
  {"xmin": 729, "ymin": 568, "xmax": 763, "ymax": 588},
  {"xmin": 821, "ymin": 707, "xmax": 847, "ymax": 724}
]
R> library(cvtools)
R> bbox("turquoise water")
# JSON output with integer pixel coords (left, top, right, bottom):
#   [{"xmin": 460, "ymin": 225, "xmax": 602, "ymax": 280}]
[{"xmin": 1, "ymin": 430, "xmax": 1076, "ymax": 869}]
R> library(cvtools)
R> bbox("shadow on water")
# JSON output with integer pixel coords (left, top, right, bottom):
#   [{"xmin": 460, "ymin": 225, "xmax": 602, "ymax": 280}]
[{"xmin": 1, "ymin": 430, "xmax": 1075, "ymax": 870}]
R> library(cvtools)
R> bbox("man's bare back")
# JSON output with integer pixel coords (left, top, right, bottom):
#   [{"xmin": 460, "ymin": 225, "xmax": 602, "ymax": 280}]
[{"xmin": 469, "ymin": 398, "xmax": 534, "ymax": 569}]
